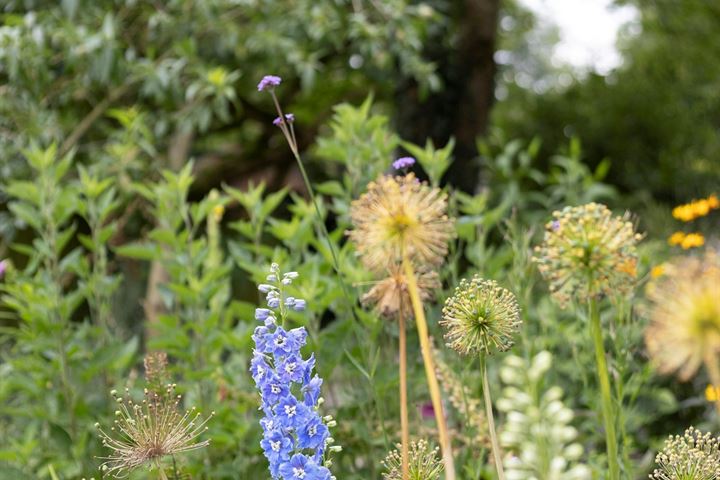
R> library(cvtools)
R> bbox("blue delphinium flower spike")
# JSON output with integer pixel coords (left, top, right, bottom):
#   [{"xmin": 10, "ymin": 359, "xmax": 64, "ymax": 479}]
[{"xmin": 251, "ymin": 264, "xmax": 338, "ymax": 480}]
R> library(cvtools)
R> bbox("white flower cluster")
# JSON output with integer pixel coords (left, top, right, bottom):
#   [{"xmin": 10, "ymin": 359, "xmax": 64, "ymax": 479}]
[{"xmin": 497, "ymin": 351, "xmax": 590, "ymax": 480}]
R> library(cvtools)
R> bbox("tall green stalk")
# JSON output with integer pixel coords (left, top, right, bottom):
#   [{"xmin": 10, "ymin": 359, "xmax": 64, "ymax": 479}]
[
  {"xmin": 588, "ymin": 297, "xmax": 619, "ymax": 480},
  {"xmin": 479, "ymin": 355, "xmax": 505, "ymax": 480}
]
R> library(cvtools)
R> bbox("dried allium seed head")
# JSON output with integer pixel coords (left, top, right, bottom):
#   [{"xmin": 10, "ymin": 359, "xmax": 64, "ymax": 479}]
[
  {"xmin": 382, "ymin": 439, "xmax": 444, "ymax": 480},
  {"xmin": 645, "ymin": 250, "xmax": 720, "ymax": 381},
  {"xmin": 96, "ymin": 384, "xmax": 213, "ymax": 477},
  {"xmin": 348, "ymin": 173, "xmax": 455, "ymax": 273},
  {"xmin": 533, "ymin": 203, "xmax": 642, "ymax": 308},
  {"xmin": 362, "ymin": 265, "xmax": 440, "ymax": 319},
  {"xmin": 650, "ymin": 427, "xmax": 720, "ymax": 480},
  {"xmin": 441, "ymin": 276, "xmax": 521, "ymax": 356}
]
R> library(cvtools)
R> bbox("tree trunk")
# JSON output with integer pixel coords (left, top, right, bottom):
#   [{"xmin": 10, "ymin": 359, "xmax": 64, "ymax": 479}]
[{"xmin": 396, "ymin": 0, "xmax": 500, "ymax": 193}]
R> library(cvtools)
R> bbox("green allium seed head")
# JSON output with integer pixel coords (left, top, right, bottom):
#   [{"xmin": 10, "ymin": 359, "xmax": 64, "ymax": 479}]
[
  {"xmin": 533, "ymin": 202, "xmax": 642, "ymax": 308},
  {"xmin": 382, "ymin": 439, "xmax": 444, "ymax": 480},
  {"xmin": 650, "ymin": 427, "xmax": 720, "ymax": 480},
  {"xmin": 441, "ymin": 276, "xmax": 521, "ymax": 356}
]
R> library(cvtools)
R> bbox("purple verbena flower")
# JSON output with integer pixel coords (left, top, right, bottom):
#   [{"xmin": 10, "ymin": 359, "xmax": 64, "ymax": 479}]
[
  {"xmin": 258, "ymin": 75, "xmax": 282, "ymax": 91},
  {"xmin": 273, "ymin": 113, "xmax": 295, "ymax": 126},
  {"xmin": 392, "ymin": 156, "xmax": 416, "ymax": 170}
]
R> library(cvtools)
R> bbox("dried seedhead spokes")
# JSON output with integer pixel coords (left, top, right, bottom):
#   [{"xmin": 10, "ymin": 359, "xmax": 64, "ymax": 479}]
[
  {"xmin": 96, "ymin": 355, "xmax": 213, "ymax": 477},
  {"xmin": 361, "ymin": 264, "xmax": 440, "ymax": 319}
]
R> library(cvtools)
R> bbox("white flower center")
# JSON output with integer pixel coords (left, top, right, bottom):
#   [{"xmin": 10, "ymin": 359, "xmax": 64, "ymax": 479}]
[
  {"xmin": 271, "ymin": 440, "xmax": 281, "ymax": 452},
  {"xmin": 285, "ymin": 405, "xmax": 296, "ymax": 417},
  {"xmin": 293, "ymin": 467, "xmax": 306, "ymax": 478}
]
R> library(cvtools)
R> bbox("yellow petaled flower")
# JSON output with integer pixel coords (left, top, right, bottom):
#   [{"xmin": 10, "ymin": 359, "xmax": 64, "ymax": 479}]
[
  {"xmin": 362, "ymin": 265, "xmax": 440, "ymax": 319},
  {"xmin": 680, "ymin": 232, "xmax": 705, "ymax": 250},
  {"xmin": 668, "ymin": 231, "xmax": 686, "ymax": 246},
  {"xmin": 533, "ymin": 203, "xmax": 643, "ymax": 308},
  {"xmin": 650, "ymin": 265, "xmax": 665, "ymax": 279},
  {"xmin": 382, "ymin": 439, "xmax": 444, "ymax": 480},
  {"xmin": 672, "ymin": 194, "xmax": 720, "ymax": 222},
  {"xmin": 706, "ymin": 385, "xmax": 719, "ymax": 402},
  {"xmin": 441, "ymin": 276, "xmax": 521, "ymax": 356},
  {"xmin": 645, "ymin": 250, "xmax": 720, "ymax": 380},
  {"xmin": 348, "ymin": 173, "xmax": 455, "ymax": 273},
  {"xmin": 650, "ymin": 427, "xmax": 720, "ymax": 480},
  {"xmin": 708, "ymin": 194, "xmax": 720, "ymax": 209}
]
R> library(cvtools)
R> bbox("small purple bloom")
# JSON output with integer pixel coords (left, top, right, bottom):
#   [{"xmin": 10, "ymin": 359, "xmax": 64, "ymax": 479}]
[
  {"xmin": 293, "ymin": 299, "xmax": 306, "ymax": 312},
  {"xmin": 0, "ymin": 260, "xmax": 7, "ymax": 278},
  {"xmin": 420, "ymin": 401, "xmax": 434, "ymax": 419},
  {"xmin": 551, "ymin": 220, "xmax": 561, "ymax": 231},
  {"xmin": 273, "ymin": 113, "xmax": 295, "ymax": 126},
  {"xmin": 258, "ymin": 75, "xmax": 282, "ymax": 91},
  {"xmin": 392, "ymin": 156, "xmax": 416, "ymax": 170}
]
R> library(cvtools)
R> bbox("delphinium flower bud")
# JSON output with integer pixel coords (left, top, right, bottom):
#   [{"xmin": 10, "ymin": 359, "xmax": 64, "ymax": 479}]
[
  {"xmin": 96, "ymin": 354, "xmax": 213, "ymax": 478},
  {"xmin": 251, "ymin": 264, "xmax": 337, "ymax": 480},
  {"xmin": 650, "ymin": 427, "xmax": 720, "ymax": 480},
  {"xmin": 533, "ymin": 203, "xmax": 642, "ymax": 307},
  {"xmin": 441, "ymin": 276, "xmax": 521, "ymax": 356},
  {"xmin": 382, "ymin": 439, "xmax": 444, "ymax": 480}
]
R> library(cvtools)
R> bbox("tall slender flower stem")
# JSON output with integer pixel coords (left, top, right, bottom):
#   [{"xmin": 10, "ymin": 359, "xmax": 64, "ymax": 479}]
[
  {"xmin": 479, "ymin": 355, "xmax": 505, "ymax": 480},
  {"xmin": 157, "ymin": 462, "xmax": 169, "ymax": 480},
  {"xmin": 588, "ymin": 297, "xmax": 619, "ymax": 480},
  {"xmin": 403, "ymin": 257, "xmax": 456, "ymax": 480},
  {"xmin": 703, "ymin": 353, "xmax": 720, "ymax": 416},
  {"xmin": 269, "ymin": 92, "xmax": 359, "ymax": 323},
  {"xmin": 398, "ymin": 302, "xmax": 410, "ymax": 480}
]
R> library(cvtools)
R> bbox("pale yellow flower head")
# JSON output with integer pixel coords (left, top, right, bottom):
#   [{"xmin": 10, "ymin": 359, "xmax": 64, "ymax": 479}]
[
  {"xmin": 645, "ymin": 250, "xmax": 720, "ymax": 380},
  {"xmin": 348, "ymin": 173, "xmax": 455, "ymax": 273},
  {"xmin": 533, "ymin": 203, "xmax": 642, "ymax": 308}
]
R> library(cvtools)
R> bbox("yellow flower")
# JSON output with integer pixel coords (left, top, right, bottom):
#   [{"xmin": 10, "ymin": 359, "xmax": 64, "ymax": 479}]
[
  {"xmin": 672, "ymin": 205, "xmax": 695, "ymax": 222},
  {"xmin": 708, "ymin": 194, "xmax": 719, "ymax": 210},
  {"xmin": 207, "ymin": 67, "xmax": 228, "ymax": 87},
  {"xmin": 680, "ymin": 232, "xmax": 705, "ymax": 250},
  {"xmin": 348, "ymin": 173, "xmax": 455, "ymax": 273},
  {"xmin": 706, "ymin": 384, "xmax": 719, "ymax": 402},
  {"xmin": 361, "ymin": 265, "xmax": 440, "ymax": 319},
  {"xmin": 645, "ymin": 250, "xmax": 720, "ymax": 380},
  {"xmin": 692, "ymin": 199, "xmax": 711, "ymax": 218},
  {"xmin": 212, "ymin": 204, "xmax": 225, "ymax": 222},
  {"xmin": 668, "ymin": 231, "xmax": 686, "ymax": 246},
  {"xmin": 650, "ymin": 265, "xmax": 665, "ymax": 278}
]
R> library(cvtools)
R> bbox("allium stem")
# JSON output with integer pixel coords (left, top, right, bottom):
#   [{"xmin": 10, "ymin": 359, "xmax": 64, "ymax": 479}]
[
  {"xmin": 589, "ymin": 297, "xmax": 620, "ymax": 480},
  {"xmin": 703, "ymin": 352, "xmax": 720, "ymax": 417},
  {"xmin": 403, "ymin": 258, "xmax": 456, "ymax": 480},
  {"xmin": 157, "ymin": 462, "xmax": 169, "ymax": 480},
  {"xmin": 398, "ymin": 303, "xmax": 410, "ymax": 480},
  {"xmin": 479, "ymin": 355, "xmax": 505, "ymax": 480}
]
